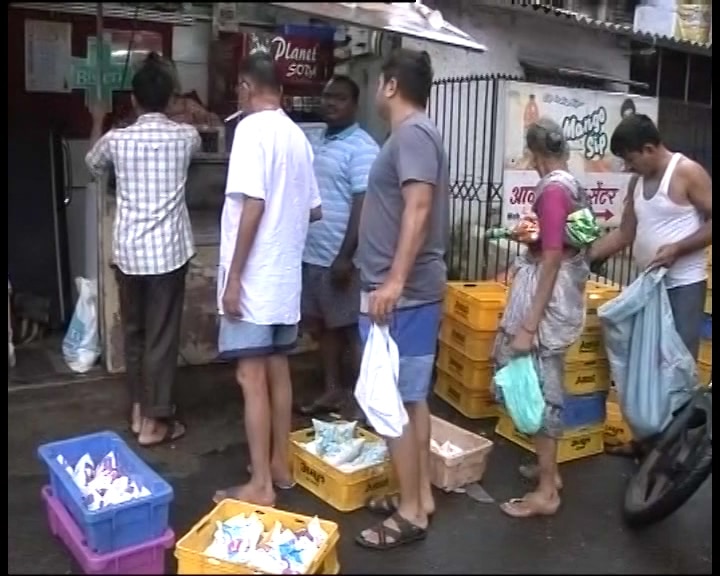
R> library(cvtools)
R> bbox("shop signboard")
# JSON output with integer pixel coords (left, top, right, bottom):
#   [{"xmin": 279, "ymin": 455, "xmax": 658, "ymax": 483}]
[
  {"xmin": 502, "ymin": 81, "xmax": 659, "ymax": 228},
  {"xmin": 71, "ymin": 30, "xmax": 163, "ymax": 107},
  {"xmin": 245, "ymin": 29, "xmax": 334, "ymax": 87}
]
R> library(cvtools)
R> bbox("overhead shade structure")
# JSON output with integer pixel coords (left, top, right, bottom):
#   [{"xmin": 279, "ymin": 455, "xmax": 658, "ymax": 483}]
[{"xmin": 269, "ymin": 2, "xmax": 488, "ymax": 52}]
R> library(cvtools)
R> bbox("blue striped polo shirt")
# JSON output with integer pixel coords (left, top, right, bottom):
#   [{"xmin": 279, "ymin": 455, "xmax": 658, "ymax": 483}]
[{"xmin": 303, "ymin": 123, "xmax": 380, "ymax": 267}]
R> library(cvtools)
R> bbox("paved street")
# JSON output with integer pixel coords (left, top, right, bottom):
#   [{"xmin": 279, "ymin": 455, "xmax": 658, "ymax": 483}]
[{"xmin": 7, "ymin": 359, "xmax": 713, "ymax": 574}]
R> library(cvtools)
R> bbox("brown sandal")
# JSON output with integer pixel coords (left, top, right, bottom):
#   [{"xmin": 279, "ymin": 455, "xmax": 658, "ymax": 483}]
[
  {"xmin": 355, "ymin": 512, "xmax": 428, "ymax": 550},
  {"xmin": 366, "ymin": 494, "xmax": 400, "ymax": 516}
]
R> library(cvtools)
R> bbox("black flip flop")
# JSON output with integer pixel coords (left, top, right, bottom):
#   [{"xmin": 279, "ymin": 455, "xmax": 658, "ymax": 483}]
[
  {"xmin": 138, "ymin": 420, "xmax": 186, "ymax": 448},
  {"xmin": 355, "ymin": 512, "xmax": 428, "ymax": 550}
]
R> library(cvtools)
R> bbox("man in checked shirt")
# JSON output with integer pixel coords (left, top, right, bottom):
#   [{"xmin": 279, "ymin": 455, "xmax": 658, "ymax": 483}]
[{"xmin": 85, "ymin": 53, "xmax": 200, "ymax": 447}]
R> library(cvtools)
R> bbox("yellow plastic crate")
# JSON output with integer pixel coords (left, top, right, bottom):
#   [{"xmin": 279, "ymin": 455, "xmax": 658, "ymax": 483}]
[
  {"xmin": 705, "ymin": 289, "xmax": 712, "ymax": 314},
  {"xmin": 434, "ymin": 368, "xmax": 497, "ymax": 419},
  {"xmin": 708, "ymin": 265, "xmax": 712, "ymax": 289},
  {"xmin": 707, "ymin": 245, "xmax": 712, "ymax": 266},
  {"xmin": 290, "ymin": 427, "xmax": 396, "ymax": 513},
  {"xmin": 439, "ymin": 316, "xmax": 496, "ymax": 361},
  {"xmin": 435, "ymin": 343, "xmax": 493, "ymax": 391},
  {"xmin": 566, "ymin": 328, "xmax": 606, "ymax": 362},
  {"xmin": 584, "ymin": 282, "xmax": 619, "ymax": 329},
  {"xmin": 495, "ymin": 412, "xmax": 604, "ymax": 463},
  {"xmin": 604, "ymin": 400, "xmax": 633, "ymax": 447},
  {"xmin": 444, "ymin": 281, "xmax": 507, "ymax": 331},
  {"xmin": 698, "ymin": 360, "xmax": 711, "ymax": 386},
  {"xmin": 699, "ymin": 339, "xmax": 712, "ymax": 364},
  {"xmin": 175, "ymin": 499, "xmax": 340, "ymax": 575},
  {"xmin": 564, "ymin": 360, "xmax": 611, "ymax": 395}
]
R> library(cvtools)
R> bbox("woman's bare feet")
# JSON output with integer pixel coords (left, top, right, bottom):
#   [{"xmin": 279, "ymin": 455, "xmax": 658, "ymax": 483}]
[
  {"xmin": 518, "ymin": 463, "xmax": 563, "ymax": 490},
  {"xmin": 213, "ymin": 483, "xmax": 276, "ymax": 507},
  {"xmin": 500, "ymin": 490, "xmax": 561, "ymax": 518},
  {"xmin": 130, "ymin": 403, "xmax": 142, "ymax": 435}
]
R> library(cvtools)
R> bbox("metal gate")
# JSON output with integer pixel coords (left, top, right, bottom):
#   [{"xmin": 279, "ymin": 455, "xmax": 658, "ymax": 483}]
[
  {"xmin": 428, "ymin": 75, "xmax": 513, "ymax": 281},
  {"xmin": 428, "ymin": 75, "xmax": 643, "ymax": 286}
]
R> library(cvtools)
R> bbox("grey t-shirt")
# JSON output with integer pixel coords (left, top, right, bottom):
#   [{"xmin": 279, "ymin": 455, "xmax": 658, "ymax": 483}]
[{"xmin": 357, "ymin": 112, "xmax": 449, "ymax": 303}]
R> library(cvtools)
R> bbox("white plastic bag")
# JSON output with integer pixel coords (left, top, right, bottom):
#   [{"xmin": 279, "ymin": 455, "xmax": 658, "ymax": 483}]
[
  {"xmin": 62, "ymin": 277, "xmax": 100, "ymax": 373},
  {"xmin": 354, "ymin": 323, "xmax": 408, "ymax": 438}
]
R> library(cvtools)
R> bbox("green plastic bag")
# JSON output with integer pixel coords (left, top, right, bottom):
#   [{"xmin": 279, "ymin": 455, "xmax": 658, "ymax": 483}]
[
  {"xmin": 495, "ymin": 356, "xmax": 545, "ymax": 435},
  {"xmin": 565, "ymin": 207, "xmax": 602, "ymax": 248}
]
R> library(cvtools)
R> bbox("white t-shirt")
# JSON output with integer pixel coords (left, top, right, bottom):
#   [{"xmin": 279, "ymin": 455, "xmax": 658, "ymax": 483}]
[{"xmin": 218, "ymin": 109, "xmax": 321, "ymax": 325}]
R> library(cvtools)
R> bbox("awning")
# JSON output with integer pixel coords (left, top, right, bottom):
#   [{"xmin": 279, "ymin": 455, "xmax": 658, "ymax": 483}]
[{"xmin": 269, "ymin": 2, "xmax": 487, "ymax": 52}]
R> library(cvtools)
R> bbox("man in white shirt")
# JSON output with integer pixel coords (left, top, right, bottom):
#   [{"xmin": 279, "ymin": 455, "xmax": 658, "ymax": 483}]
[
  {"xmin": 86, "ymin": 53, "xmax": 200, "ymax": 448},
  {"xmin": 590, "ymin": 114, "xmax": 711, "ymax": 362},
  {"xmin": 214, "ymin": 52, "xmax": 322, "ymax": 506}
]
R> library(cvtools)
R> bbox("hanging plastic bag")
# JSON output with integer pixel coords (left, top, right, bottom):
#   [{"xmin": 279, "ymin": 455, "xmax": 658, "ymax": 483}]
[
  {"xmin": 598, "ymin": 268, "xmax": 695, "ymax": 440},
  {"xmin": 495, "ymin": 355, "xmax": 545, "ymax": 435},
  {"xmin": 354, "ymin": 323, "xmax": 408, "ymax": 438},
  {"xmin": 62, "ymin": 277, "xmax": 101, "ymax": 373}
]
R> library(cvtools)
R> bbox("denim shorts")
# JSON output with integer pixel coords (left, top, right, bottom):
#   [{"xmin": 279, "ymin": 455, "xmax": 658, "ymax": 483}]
[
  {"xmin": 358, "ymin": 294, "xmax": 442, "ymax": 404},
  {"xmin": 218, "ymin": 318, "xmax": 298, "ymax": 360}
]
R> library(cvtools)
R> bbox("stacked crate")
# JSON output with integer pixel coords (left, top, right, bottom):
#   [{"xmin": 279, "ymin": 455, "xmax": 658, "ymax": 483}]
[
  {"xmin": 435, "ymin": 281, "xmax": 508, "ymax": 419},
  {"xmin": 495, "ymin": 280, "xmax": 619, "ymax": 463},
  {"xmin": 38, "ymin": 432, "xmax": 175, "ymax": 575},
  {"xmin": 699, "ymin": 245, "xmax": 712, "ymax": 384}
]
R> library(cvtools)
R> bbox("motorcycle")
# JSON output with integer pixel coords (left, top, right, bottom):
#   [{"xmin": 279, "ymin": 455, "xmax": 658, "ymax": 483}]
[{"xmin": 622, "ymin": 380, "xmax": 712, "ymax": 528}]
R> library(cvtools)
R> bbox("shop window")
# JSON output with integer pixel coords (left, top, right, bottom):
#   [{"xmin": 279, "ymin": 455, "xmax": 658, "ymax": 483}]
[
  {"xmin": 687, "ymin": 54, "xmax": 712, "ymax": 106},
  {"xmin": 628, "ymin": 42, "xmax": 658, "ymax": 97},
  {"xmin": 658, "ymin": 48, "xmax": 687, "ymax": 101},
  {"xmin": 522, "ymin": 66, "xmax": 610, "ymax": 91}
]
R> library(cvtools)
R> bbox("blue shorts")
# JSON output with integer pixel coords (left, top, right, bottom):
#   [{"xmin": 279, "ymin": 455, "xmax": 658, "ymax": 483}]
[
  {"xmin": 359, "ymin": 296, "xmax": 442, "ymax": 404},
  {"xmin": 218, "ymin": 318, "xmax": 298, "ymax": 360}
]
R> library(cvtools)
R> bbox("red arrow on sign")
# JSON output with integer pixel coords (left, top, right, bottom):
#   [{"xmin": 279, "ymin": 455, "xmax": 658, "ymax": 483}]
[{"xmin": 593, "ymin": 209, "xmax": 614, "ymax": 221}]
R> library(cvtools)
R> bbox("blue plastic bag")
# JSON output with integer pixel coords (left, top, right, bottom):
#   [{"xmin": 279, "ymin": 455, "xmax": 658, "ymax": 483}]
[
  {"xmin": 495, "ymin": 356, "xmax": 545, "ymax": 435},
  {"xmin": 598, "ymin": 268, "xmax": 695, "ymax": 440}
]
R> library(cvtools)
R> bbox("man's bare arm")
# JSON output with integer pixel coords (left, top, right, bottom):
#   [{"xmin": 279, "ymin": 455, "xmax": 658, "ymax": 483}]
[
  {"xmin": 587, "ymin": 177, "xmax": 639, "ymax": 262},
  {"xmin": 227, "ymin": 197, "xmax": 265, "ymax": 281},
  {"xmin": 674, "ymin": 161, "xmax": 712, "ymax": 256},
  {"xmin": 336, "ymin": 194, "xmax": 364, "ymax": 261},
  {"xmin": 387, "ymin": 183, "xmax": 433, "ymax": 287}
]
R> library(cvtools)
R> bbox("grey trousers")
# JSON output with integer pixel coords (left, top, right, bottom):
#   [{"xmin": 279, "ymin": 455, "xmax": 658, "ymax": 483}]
[{"xmin": 666, "ymin": 280, "xmax": 706, "ymax": 362}]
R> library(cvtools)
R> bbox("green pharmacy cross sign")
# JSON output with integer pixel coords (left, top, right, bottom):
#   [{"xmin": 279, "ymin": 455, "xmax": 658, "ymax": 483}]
[{"xmin": 71, "ymin": 36, "xmax": 133, "ymax": 106}]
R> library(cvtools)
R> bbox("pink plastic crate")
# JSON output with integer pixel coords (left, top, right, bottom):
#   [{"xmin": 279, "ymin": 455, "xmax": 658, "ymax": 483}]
[{"xmin": 41, "ymin": 486, "xmax": 174, "ymax": 575}]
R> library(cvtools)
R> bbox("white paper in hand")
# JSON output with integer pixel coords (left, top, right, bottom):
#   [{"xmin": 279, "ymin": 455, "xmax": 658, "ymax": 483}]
[{"xmin": 354, "ymin": 323, "xmax": 408, "ymax": 438}]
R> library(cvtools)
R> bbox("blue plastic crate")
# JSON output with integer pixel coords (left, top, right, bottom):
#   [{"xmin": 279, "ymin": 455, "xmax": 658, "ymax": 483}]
[
  {"xmin": 562, "ymin": 392, "xmax": 607, "ymax": 429},
  {"xmin": 37, "ymin": 431, "xmax": 173, "ymax": 555},
  {"xmin": 700, "ymin": 313, "xmax": 712, "ymax": 341}
]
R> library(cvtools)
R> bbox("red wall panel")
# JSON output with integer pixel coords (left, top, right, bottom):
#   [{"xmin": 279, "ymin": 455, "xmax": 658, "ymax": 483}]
[{"xmin": 8, "ymin": 7, "xmax": 172, "ymax": 138}]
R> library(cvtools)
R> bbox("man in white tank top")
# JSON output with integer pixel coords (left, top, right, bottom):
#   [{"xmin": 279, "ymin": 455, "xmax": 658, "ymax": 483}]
[{"xmin": 590, "ymin": 114, "xmax": 712, "ymax": 361}]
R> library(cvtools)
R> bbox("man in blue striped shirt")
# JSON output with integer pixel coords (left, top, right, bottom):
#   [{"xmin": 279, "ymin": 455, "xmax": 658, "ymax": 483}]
[{"xmin": 300, "ymin": 76, "xmax": 380, "ymax": 416}]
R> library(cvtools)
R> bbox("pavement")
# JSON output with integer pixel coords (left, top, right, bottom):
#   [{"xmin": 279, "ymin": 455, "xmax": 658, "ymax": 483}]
[{"xmin": 7, "ymin": 357, "xmax": 713, "ymax": 575}]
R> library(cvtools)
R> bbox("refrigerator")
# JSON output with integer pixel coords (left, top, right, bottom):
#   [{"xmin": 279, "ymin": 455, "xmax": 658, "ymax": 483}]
[{"xmin": 8, "ymin": 129, "xmax": 73, "ymax": 329}]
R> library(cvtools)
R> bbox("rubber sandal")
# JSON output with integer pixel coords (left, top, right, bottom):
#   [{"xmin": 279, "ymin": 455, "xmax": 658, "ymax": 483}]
[
  {"xmin": 355, "ymin": 512, "xmax": 428, "ymax": 550},
  {"xmin": 298, "ymin": 398, "xmax": 343, "ymax": 417},
  {"xmin": 137, "ymin": 420, "xmax": 186, "ymax": 448},
  {"xmin": 499, "ymin": 494, "xmax": 560, "ymax": 518}
]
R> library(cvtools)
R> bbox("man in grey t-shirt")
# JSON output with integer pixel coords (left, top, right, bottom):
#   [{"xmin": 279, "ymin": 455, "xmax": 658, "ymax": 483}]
[{"xmin": 355, "ymin": 48, "xmax": 449, "ymax": 550}]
